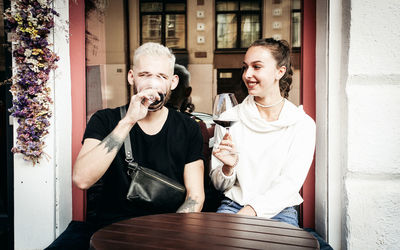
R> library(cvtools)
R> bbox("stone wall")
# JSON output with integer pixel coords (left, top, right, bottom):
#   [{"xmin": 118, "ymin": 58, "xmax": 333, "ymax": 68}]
[{"xmin": 344, "ymin": 0, "xmax": 400, "ymax": 248}]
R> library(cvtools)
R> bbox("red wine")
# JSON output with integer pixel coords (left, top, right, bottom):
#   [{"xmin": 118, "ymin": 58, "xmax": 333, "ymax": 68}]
[
  {"xmin": 148, "ymin": 93, "xmax": 166, "ymax": 111},
  {"xmin": 213, "ymin": 119, "xmax": 237, "ymax": 128}
]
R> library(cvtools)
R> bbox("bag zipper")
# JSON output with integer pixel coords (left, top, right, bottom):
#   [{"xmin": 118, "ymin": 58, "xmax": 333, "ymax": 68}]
[{"xmin": 140, "ymin": 168, "xmax": 185, "ymax": 192}]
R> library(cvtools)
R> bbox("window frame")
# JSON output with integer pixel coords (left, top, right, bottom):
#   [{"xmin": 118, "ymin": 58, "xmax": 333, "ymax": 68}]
[
  {"xmin": 291, "ymin": 0, "xmax": 301, "ymax": 52},
  {"xmin": 215, "ymin": 0, "xmax": 263, "ymax": 52},
  {"xmin": 139, "ymin": 0, "xmax": 187, "ymax": 52}
]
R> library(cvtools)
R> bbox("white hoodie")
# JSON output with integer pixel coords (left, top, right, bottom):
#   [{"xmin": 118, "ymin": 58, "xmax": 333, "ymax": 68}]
[{"xmin": 210, "ymin": 95, "xmax": 316, "ymax": 218}]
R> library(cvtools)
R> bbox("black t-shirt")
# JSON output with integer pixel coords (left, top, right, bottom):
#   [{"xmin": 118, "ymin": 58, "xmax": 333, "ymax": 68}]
[{"xmin": 83, "ymin": 105, "xmax": 203, "ymax": 225}]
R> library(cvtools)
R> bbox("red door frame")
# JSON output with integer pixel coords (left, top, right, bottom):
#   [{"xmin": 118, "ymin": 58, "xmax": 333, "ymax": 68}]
[
  {"xmin": 301, "ymin": 0, "xmax": 316, "ymax": 228},
  {"xmin": 70, "ymin": 0, "xmax": 86, "ymax": 221},
  {"xmin": 69, "ymin": 0, "xmax": 317, "ymax": 226}
]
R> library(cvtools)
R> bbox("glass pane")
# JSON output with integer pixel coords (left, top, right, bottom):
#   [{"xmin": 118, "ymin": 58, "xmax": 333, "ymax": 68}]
[
  {"xmin": 240, "ymin": 1, "xmax": 260, "ymax": 11},
  {"xmin": 241, "ymin": 14, "xmax": 260, "ymax": 48},
  {"xmin": 217, "ymin": 14, "xmax": 237, "ymax": 49},
  {"xmin": 292, "ymin": 12, "xmax": 301, "ymax": 47},
  {"xmin": 165, "ymin": 3, "xmax": 186, "ymax": 12},
  {"xmin": 292, "ymin": 0, "xmax": 301, "ymax": 10},
  {"xmin": 165, "ymin": 14, "xmax": 186, "ymax": 49},
  {"xmin": 142, "ymin": 15, "xmax": 162, "ymax": 43},
  {"xmin": 141, "ymin": 2, "xmax": 162, "ymax": 12},
  {"xmin": 216, "ymin": 1, "xmax": 238, "ymax": 11}
]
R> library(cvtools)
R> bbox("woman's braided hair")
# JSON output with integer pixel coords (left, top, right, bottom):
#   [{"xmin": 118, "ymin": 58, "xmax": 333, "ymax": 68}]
[{"xmin": 249, "ymin": 38, "xmax": 293, "ymax": 98}]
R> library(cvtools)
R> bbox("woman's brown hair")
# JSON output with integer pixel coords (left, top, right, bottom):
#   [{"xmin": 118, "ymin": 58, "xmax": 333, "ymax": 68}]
[{"xmin": 249, "ymin": 38, "xmax": 293, "ymax": 98}]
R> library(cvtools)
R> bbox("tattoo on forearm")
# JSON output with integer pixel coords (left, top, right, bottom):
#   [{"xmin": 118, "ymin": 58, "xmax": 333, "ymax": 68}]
[
  {"xmin": 100, "ymin": 133, "xmax": 123, "ymax": 154},
  {"xmin": 176, "ymin": 196, "xmax": 199, "ymax": 213}
]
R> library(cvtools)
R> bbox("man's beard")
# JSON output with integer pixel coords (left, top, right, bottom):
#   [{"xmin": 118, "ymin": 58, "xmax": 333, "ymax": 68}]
[{"xmin": 133, "ymin": 84, "xmax": 172, "ymax": 105}]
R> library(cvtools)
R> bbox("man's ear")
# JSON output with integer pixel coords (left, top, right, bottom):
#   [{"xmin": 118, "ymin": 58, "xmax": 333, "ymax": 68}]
[
  {"xmin": 171, "ymin": 74, "xmax": 179, "ymax": 90},
  {"xmin": 276, "ymin": 66, "xmax": 286, "ymax": 80},
  {"xmin": 127, "ymin": 69, "xmax": 134, "ymax": 85}
]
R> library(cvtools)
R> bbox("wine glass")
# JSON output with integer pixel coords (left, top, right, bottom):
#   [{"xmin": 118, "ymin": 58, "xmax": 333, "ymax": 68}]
[
  {"xmin": 213, "ymin": 93, "xmax": 239, "ymax": 133},
  {"xmin": 136, "ymin": 75, "xmax": 167, "ymax": 112}
]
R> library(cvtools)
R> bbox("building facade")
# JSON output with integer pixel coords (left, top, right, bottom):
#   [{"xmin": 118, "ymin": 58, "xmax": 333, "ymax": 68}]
[{"xmin": 1, "ymin": 0, "xmax": 399, "ymax": 249}]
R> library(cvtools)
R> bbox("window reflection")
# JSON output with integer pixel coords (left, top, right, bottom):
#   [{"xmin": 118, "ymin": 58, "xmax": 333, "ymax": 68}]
[
  {"xmin": 292, "ymin": 12, "xmax": 301, "ymax": 48},
  {"xmin": 216, "ymin": 1, "xmax": 238, "ymax": 11},
  {"xmin": 140, "ymin": 0, "xmax": 186, "ymax": 49},
  {"xmin": 217, "ymin": 14, "xmax": 237, "ymax": 49},
  {"xmin": 241, "ymin": 14, "xmax": 260, "ymax": 48},
  {"xmin": 166, "ymin": 14, "xmax": 185, "ymax": 49},
  {"xmin": 240, "ymin": 1, "xmax": 260, "ymax": 11},
  {"xmin": 142, "ymin": 15, "xmax": 162, "ymax": 44},
  {"xmin": 215, "ymin": 0, "xmax": 261, "ymax": 49}
]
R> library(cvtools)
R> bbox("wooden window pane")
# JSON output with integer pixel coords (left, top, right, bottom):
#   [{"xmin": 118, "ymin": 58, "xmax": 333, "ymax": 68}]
[
  {"xmin": 241, "ymin": 14, "xmax": 260, "ymax": 48},
  {"xmin": 240, "ymin": 1, "xmax": 260, "ymax": 11},
  {"xmin": 217, "ymin": 14, "xmax": 237, "ymax": 49},
  {"xmin": 142, "ymin": 15, "xmax": 162, "ymax": 44},
  {"xmin": 292, "ymin": 0, "xmax": 301, "ymax": 10},
  {"xmin": 292, "ymin": 12, "xmax": 301, "ymax": 47},
  {"xmin": 216, "ymin": 1, "xmax": 238, "ymax": 11},
  {"xmin": 141, "ymin": 2, "xmax": 162, "ymax": 12},
  {"xmin": 165, "ymin": 14, "xmax": 185, "ymax": 49},
  {"xmin": 165, "ymin": 3, "xmax": 186, "ymax": 11}
]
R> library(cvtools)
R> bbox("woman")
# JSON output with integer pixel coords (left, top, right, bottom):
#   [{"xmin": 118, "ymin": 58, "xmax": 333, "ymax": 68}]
[{"xmin": 210, "ymin": 38, "xmax": 316, "ymax": 227}]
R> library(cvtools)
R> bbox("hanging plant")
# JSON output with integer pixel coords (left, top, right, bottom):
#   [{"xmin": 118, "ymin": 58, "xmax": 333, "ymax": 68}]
[{"xmin": 4, "ymin": 0, "xmax": 59, "ymax": 165}]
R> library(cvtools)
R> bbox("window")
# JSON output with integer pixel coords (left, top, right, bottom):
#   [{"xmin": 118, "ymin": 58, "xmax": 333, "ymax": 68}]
[
  {"xmin": 140, "ymin": 0, "xmax": 186, "ymax": 50},
  {"xmin": 215, "ymin": 0, "xmax": 262, "ymax": 50},
  {"xmin": 291, "ymin": 0, "xmax": 301, "ymax": 49}
]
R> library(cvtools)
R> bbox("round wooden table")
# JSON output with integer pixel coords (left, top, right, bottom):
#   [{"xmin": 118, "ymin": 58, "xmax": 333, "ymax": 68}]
[{"xmin": 90, "ymin": 212, "xmax": 319, "ymax": 249}]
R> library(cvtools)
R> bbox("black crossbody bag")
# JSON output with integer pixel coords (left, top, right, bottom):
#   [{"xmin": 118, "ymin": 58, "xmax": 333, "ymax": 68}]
[{"xmin": 120, "ymin": 106, "xmax": 186, "ymax": 211}]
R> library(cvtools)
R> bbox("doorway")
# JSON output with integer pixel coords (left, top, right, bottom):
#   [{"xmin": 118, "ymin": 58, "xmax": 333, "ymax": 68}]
[{"xmin": 217, "ymin": 68, "xmax": 247, "ymax": 103}]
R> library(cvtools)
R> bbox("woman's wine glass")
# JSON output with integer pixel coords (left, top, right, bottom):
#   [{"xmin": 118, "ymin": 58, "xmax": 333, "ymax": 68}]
[
  {"xmin": 213, "ymin": 93, "xmax": 239, "ymax": 156},
  {"xmin": 213, "ymin": 93, "xmax": 239, "ymax": 133}
]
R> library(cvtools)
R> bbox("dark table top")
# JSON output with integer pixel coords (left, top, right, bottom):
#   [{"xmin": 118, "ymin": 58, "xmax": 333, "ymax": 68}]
[{"xmin": 90, "ymin": 212, "xmax": 319, "ymax": 250}]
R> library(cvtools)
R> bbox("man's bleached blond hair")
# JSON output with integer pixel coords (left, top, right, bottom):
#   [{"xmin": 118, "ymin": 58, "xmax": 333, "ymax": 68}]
[{"xmin": 133, "ymin": 42, "xmax": 176, "ymax": 73}]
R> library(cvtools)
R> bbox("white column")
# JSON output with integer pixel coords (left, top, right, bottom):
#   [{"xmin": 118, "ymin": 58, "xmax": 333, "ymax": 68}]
[
  {"xmin": 315, "ymin": 0, "xmax": 348, "ymax": 248},
  {"xmin": 13, "ymin": 1, "xmax": 72, "ymax": 249}
]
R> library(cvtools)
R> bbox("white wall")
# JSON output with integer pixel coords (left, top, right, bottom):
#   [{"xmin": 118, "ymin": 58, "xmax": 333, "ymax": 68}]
[
  {"xmin": 189, "ymin": 64, "xmax": 214, "ymax": 113},
  {"xmin": 13, "ymin": 1, "xmax": 72, "ymax": 249},
  {"xmin": 316, "ymin": 0, "xmax": 400, "ymax": 249},
  {"xmin": 345, "ymin": 0, "xmax": 400, "ymax": 249}
]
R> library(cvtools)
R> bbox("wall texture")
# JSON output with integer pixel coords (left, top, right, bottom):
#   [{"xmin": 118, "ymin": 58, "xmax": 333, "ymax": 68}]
[{"xmin": 345, "ymin": 0, "xmax": 400, "ymax": 249}]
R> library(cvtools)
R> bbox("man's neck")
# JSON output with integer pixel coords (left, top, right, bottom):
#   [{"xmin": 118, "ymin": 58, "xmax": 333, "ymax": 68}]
[{"xmin": 137, "ymin": 107, "xmax": 169, "ymax": 135}]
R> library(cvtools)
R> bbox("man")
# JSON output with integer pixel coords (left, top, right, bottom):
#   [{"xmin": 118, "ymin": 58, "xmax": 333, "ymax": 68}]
[{"xmin": 47, "ymin": 43, "xmax": 204, "ymax": 249}]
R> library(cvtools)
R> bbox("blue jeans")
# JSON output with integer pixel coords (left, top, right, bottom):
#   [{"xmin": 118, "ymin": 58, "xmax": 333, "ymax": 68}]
[{"xmin": 217, "ymin": 198, "xmax": 299, "ymax": 227}]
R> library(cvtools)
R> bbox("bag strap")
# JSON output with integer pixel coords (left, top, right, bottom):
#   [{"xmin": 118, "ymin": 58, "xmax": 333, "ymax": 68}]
[{"xmin": 120, "ymin": 106, "xmax": 134, "ymax": 163}]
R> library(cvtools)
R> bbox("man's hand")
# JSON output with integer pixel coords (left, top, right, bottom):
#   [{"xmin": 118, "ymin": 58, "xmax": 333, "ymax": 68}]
[
  {"xmin": 237, "ymin": 205, "xmax": 257, "ymax": 216},
  {"xmin": 124, "ymin": 88, "xmax": 161, "ymax": 125},
  {"xmin": 176, "ymin": 160, "xmax": 205, "ymax": 213},
  {"xmin": 176, "ymin": 196, "xmax": 201, "ymax": 213}
]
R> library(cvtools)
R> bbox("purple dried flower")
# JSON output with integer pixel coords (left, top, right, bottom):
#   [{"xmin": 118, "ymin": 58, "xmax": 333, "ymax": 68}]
[{"xmin": 5, "ymin": 0, "xmax": 59, "ymax": 165}]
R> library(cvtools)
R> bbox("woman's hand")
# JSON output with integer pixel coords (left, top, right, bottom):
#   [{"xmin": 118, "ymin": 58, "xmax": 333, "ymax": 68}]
[
  {"xmin": 237, "ymin": 205, "xmax": 257, "ymax": 216},
  {"xmin": 212, "ymin": 132, "xmax": 239, "ymax": 175}
]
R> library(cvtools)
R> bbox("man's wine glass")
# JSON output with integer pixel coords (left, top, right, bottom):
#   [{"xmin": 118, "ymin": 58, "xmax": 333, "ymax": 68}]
[{"xmin": 212, "ymin": 93, "xmax": 239, "ymax": 133}]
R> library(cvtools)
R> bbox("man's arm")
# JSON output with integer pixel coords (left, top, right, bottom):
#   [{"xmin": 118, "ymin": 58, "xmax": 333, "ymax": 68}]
[
  {"xmin": 176, "ymin": 159, "xmax": 205, "ymax": 213},
  {"xmin": 73, "ymin": 120, "xmax": 134, "ymax": 190},
  {"xmin": 73, "ymin": 89, "xmax": 158, "ymax": 190}
]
